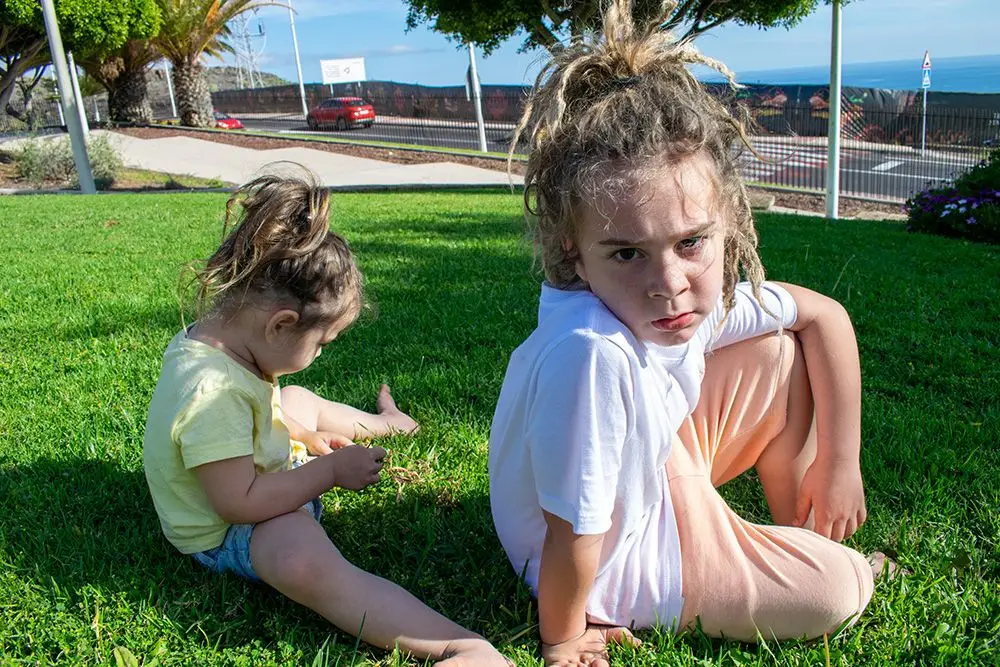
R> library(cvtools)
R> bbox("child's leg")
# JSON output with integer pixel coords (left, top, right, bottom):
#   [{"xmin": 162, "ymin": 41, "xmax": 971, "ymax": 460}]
[
  {"xmin": 719, "ymin": 333, "xmax": 818, "ymax": 528},
  {"xmin": 250, "ymin": 510, "xmax": 509, "ymax": 666},
  {"xmin": 669, "ymin": 333, "xmax": 873, "ymax": 641},
  {"xmin": 281, "ymin": 384, "xmax": 418, "ymax": 440}
]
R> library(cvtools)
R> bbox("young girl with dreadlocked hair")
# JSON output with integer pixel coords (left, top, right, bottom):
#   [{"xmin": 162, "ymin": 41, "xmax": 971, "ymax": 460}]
[
  {"xmin": 489, "ymin": 2, "xmax": 887, "ymax": 664},
  {"xmin": 143, "ymin": 170, "xmax": 511, "ymax": 666}
]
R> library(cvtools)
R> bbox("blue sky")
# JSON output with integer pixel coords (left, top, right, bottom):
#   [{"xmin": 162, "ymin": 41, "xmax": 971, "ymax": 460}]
[{"xmin": 232, "ymin": 0, "xmax": 998, "ymax": 87}]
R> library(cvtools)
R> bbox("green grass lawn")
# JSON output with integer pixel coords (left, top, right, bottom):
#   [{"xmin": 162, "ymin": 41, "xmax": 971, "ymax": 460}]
[{"xmin": 0, "ymin": 191, "xmax": 998, "ymax": 666}]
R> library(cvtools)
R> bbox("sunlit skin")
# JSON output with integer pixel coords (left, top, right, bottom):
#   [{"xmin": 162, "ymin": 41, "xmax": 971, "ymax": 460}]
[{"xmin": 572, "ymin": 157, "xmax": 724, "ymax": 349}]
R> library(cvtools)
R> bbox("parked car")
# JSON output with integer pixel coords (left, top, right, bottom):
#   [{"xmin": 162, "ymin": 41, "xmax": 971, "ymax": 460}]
[
  {"xmin": 306, "ymin": 97, "xmax": 375, "ymax": 131},
  {"xmin": 213, "ymin": 111, "xmax": 244, "ymax": 130}
]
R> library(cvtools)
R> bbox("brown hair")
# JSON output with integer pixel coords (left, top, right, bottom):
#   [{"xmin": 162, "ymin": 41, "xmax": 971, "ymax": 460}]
[
  {"xmin": 184, "ymin": 168, "xmax": 363, "ymax": 330},
  {"xmin": 510, "ymin": 0, "xmax": 766, "ymax": 312}
]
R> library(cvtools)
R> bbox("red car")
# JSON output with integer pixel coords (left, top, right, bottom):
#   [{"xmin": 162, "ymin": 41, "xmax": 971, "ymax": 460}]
[
  {"xmin": 306, "ymin": 97, "xmax": 375, "ymax": 131},
  {"xmin": 213, "ymin": 111, "xmax": 244, "ymax": 130}
]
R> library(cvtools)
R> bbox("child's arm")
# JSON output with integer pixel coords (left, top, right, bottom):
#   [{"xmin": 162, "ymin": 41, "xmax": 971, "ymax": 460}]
[
  {"xmin": 538, "ymin": 512, "xmax": 639, "ymax": 666},
  {"xmin": 194, "ymin": 446, "xmax": 384, "ymax": 525},
  {"xmin": 776, "ymin": 281, "xmax": 866, "ymax": 542}
]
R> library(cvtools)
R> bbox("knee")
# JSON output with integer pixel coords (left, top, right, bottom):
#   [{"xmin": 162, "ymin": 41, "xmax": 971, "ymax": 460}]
[
  {"xmin": 280, "ymin": 384, "xmax": 312, "ymax": 405},
  {"xmin": 803, "ymin": 547, "xmax": 875, "ymax": 639}
]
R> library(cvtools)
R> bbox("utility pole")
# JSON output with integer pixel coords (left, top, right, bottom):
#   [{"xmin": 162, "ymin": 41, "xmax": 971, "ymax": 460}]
[
  {"xmin": 39, "ymin": 0, "xmax": 95, "ymax": 193},
  {"xmin": 288, "ymin": 0, "xmax": 309, "ymax": 119},
  {"xmin": 825, "ymin": 0, "xmax": 842, "ymax": 220}
]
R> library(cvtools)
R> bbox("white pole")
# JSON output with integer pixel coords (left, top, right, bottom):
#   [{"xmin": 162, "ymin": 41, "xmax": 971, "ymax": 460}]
[
  {"xmin": 39, "ymin": 0, "xmax": 95, "ymax": 194},
  {"xmin": 468, "ymin": 43, "xmax": 488, "ymax": 153},
  {"xmin": 825, "ymin": 0, "xmax": 842, "ymax": 220},
  {"xmin": 921, "ymin": 87, "xmax": 928, "ymax": 153},
  {"xmin": 66, "ymin": 51, "xmax": 89, "ymax": 139},
  {"xmin": 288, "ymin": 0, "xmax": 309, "ymax": 119},
  {"xmin": 50, "ymin": 68, "xmax": 65, "ymax": 126},
  {"xmin": 163, "ymin": 61, "xmax": 178, "ymax": 118}
]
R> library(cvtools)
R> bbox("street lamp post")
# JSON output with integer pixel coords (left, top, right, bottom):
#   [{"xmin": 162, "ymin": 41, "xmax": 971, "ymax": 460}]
[
  {"xmin": 288, "ymin": 0, "xmax": 309, "ymax": 119},
  {"xmin": 825, "ymin": 0, "xmax": 843, "ymax": 220}
]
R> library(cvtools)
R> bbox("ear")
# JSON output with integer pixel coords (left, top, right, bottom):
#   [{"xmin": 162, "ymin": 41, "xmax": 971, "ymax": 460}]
[
  {"xmin": 264, "ymin": 309, "xmax": 300, "ymax": 343},
  {"xmin": 564, "ymin": 237, "xmax": 589, "ymax": 284}
]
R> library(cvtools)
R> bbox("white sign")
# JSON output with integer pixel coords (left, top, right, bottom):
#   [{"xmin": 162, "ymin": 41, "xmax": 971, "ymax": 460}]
[
  {"xmin": 922, "ymin": 50, "xmax": 932, "ymax": 70},
  {"xmin": 922, "ymin": 69, "xmax": 931, "ymax": 89},
  {"xmin": 320, "ymin": 58, "xmax": 366, "ymax": 85}
]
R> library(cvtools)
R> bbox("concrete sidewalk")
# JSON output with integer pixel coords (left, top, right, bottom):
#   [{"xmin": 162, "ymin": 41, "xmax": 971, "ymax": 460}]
[{"xmin": 102, "ymin": 130, "xmax": 522, "ymax": 188}]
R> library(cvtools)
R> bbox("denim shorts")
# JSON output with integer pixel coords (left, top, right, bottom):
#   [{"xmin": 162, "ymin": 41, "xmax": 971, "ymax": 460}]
[{"xmin": 191, "ymin": 498, "xmax": 322, "ymax": 583}]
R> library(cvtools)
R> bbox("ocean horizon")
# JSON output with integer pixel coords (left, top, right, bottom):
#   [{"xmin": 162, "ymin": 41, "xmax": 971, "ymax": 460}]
[{"xmin": 697, "ymin": 53, "xmax": 1000, "ymax": 94}]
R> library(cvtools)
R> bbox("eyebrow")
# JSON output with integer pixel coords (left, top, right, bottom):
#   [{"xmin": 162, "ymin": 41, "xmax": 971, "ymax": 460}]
[{"xmin": 596, "ymin": 221, "xmax": 717, "ymax": 246}]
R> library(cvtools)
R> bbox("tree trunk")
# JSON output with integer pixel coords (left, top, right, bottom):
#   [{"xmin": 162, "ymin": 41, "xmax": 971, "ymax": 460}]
[
  {"xmin": 172, "ymin": 59, "xmax": 213, "ymax": 127},
  {"xmin": 107, "ymin": 65, "xmax": 152, "ymax": 124}
]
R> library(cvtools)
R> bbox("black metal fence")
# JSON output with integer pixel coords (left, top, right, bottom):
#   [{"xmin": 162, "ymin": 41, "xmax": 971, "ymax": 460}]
[{"xmin": 4, "ymin": 83, "xmax": 997, "ymax": 204}]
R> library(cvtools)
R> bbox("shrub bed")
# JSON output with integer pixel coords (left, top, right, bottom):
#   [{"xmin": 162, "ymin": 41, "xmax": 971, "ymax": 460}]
[{"xmin": 906, "ymin": 149, "xmax": 1000, "ymax": 243}]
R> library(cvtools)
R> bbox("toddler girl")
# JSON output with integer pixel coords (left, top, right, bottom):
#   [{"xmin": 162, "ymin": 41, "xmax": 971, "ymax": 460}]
[
  {"xmin": 143, "ymin": 171, "xmax": 509, "ymax": 666},
  {"xmin": 489, "ymin": 2, "xmax": 884, "ymax": 664}
]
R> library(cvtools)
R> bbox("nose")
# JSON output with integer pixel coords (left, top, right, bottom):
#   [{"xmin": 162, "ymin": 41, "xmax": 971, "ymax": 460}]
[{"xmin": 647, "ymin": 256, "xmax": 690, "ymax": 300}]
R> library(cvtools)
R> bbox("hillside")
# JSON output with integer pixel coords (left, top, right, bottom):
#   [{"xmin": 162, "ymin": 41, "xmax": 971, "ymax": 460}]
[{"xmin": 144, "ymin": 66, "xmax": 292, "ymax": 115}]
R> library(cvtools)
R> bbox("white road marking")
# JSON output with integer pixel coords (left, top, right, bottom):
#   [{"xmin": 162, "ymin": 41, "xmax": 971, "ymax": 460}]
[{"xmin": 872, "ymin": 160, "xmax": 905, "ymax": 172}]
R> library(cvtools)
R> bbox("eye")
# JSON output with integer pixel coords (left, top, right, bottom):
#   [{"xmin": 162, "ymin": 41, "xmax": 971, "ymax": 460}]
[
  {"xmin": 677, "ymin": 236, "xmax": 706, "ymax": 254},
  {"xmin": 611, "ymin": 247, "xmax": 641, "ymax": 262}
]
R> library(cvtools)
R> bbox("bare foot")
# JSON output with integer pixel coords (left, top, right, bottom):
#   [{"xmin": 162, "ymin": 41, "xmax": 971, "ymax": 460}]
[
  {"xmin": 435, "ymin": 638, "xmax": 513, "ymax": 667},
  {"xmin": 376, "ymin": 384, "xmax": 419, "ymax": 435},
  {"xmin": 868, "ymin": 551, "xmax": 908, "ymax": 580}
]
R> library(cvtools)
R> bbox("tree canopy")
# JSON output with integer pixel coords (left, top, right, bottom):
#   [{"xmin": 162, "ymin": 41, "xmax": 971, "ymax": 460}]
[
  {"xmin": 404, "ymin": 0, "xmax": 850, "ymax": 55},
  {"xmin": 1, "ymin": 0, "xmax": 160, "ymax": 118}
]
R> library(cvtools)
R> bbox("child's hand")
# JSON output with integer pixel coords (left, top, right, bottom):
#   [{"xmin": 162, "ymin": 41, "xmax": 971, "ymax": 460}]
[
  {"xmin": 329, "ymin": 445, "xmax": 386, "ymax": 491},
  {"xmin": 301, "ymin": 430, "xmax": 353, "ymax": 456},
  {"xmin": 541, "ymin": 624, "xmax": 640, "ymax": 666},
  {"xmin": 794, "ymin": 459, "xmax": 867, "ymax": 542}
]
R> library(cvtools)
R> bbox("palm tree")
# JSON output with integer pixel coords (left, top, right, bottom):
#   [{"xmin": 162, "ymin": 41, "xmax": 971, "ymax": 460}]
[
  {"xmin": 154, "ymin": 0, "xmax": 281, "ymax": 127},
  {"xmin": 80, "ymin": 40, "xmax": 161, "ymax": 124}
]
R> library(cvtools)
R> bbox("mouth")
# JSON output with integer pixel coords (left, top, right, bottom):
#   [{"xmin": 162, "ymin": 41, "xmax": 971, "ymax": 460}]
[{"xmin": 651, "ymin": 312, "xmax": 695, "ymax": 332}]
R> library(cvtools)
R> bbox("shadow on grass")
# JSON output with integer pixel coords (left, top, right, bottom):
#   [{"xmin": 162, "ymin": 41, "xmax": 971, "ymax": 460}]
[{"xmin": 0, "ymin": 456, "xmax": 535, "ymax": 661}]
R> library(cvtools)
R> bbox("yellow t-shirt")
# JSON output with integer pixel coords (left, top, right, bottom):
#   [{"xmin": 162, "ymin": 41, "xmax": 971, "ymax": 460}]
[{"xmin": 143, "ymin": 329, "xmax": 293, "ymax": 554}]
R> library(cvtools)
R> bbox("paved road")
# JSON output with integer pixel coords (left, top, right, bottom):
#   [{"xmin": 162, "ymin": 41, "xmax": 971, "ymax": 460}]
[{"xmin": 238, "ymin": 115, "xmax": 981, "ymax": 202}]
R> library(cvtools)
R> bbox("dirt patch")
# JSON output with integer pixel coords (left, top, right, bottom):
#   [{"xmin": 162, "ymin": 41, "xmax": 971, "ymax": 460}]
[{"xmin": 756, "ymin": 188, "xmax": 908, "ymax": 219}]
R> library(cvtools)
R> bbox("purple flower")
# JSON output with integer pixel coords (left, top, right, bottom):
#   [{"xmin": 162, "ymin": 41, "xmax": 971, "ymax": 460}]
[{"xmin": 968, "ymin": 217, "xmax": 978, "ymax": 225}]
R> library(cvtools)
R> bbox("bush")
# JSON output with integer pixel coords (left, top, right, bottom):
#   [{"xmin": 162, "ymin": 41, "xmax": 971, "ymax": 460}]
[
  {"xmin": 12, "ymin": 134, "xmax": 122, "ymax": 190},
  {"xmin": 905, "ymin": 149, "xmax": 1000, "ymax": 244},
  {"xmin": 79, "ymin": 134, "xmax": 123, "ymax": 190}
]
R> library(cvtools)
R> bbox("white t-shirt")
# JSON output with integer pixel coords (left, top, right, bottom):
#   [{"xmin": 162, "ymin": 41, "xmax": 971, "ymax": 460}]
[{"xmin": 489, "ymin": 281, "xmax": 798, "ymax": 630}]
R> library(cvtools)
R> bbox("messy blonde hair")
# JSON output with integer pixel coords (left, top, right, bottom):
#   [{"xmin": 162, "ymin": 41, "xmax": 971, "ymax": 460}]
[
  {"xmin": 511, "ymin": 0, "xmax": 766, "ymax": 311},
  {"xmin": 184, "ymin": 167, "xmax": 363, "ymax": 330}
]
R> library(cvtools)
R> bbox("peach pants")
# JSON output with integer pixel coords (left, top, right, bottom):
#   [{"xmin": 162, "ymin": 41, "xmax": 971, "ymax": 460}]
[{"xmin": 668, "ymin": 332, "xmax": 873, "ymax": 641}]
